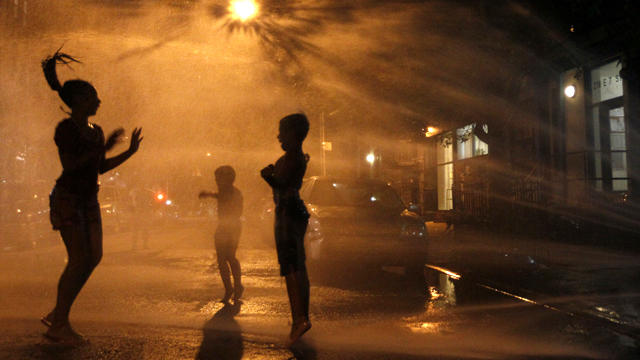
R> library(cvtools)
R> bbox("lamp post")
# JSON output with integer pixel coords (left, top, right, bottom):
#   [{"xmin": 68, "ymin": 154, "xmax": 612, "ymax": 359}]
[{"xmin": 366, "ymin": 152, "xmax": 375, "ymax": 178}]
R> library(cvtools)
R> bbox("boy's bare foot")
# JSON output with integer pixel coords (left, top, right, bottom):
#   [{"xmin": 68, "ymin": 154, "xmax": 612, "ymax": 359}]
[
  {"xmin": 233, "ymin": 284, "xmax": 244, "ymax": 302},
  {"xmin": 286, "ymin": 319, "xmax": 311, "ymax": 347},
  {"xmin": 40, "ymin": 311, "xmax": 55, "ymax": 328},
  {"xmin": 44, "ymin": 323, "xmax": 88, "ymax": 345}
]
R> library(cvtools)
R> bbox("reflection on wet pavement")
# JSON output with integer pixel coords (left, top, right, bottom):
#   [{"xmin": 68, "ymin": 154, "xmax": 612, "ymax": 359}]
[{"xmin": 0, "ymin": 227, "xmax": 629, "ymax": 359}]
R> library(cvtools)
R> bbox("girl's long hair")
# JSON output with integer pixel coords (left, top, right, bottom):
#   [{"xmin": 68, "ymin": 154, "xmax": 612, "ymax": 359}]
[{"xmin": 41, "ymin": 49, "xmax": 93, "ymax": 108}]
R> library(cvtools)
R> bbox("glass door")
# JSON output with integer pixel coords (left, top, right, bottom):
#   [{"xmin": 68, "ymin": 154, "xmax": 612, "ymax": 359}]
[{"xmin": 592, "ymin": 98, "xmax": 628, "ymax": 191}]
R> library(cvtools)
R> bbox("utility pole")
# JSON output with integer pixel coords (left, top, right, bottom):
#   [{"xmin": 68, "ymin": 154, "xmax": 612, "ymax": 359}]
[{"xmin": 321, "ymin": 112, "xmax": 326, "ymax": 176}]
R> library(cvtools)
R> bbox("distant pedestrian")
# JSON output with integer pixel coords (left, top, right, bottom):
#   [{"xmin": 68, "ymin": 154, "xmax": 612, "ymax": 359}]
[
  {"xmin": 260, "ymin": 113, "xmax": 311, "ymax": 346},
  {"xmin": 199, "ymin": 166, "xmax": 244, "ymax": 303},
  {"xmin": 129, "ymin": 185, "xmax": 152, "ymax": 250},
  {"xmin": 41, "ymin": 50, "xmax": 143, "ymax": 344}
]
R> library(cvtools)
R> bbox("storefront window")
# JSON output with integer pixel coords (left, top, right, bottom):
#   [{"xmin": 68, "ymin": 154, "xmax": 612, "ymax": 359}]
[
  {"xmin": 589, "ymin": 60, "xmax": 628, "ymax": 192},
  {"xmin": 610, "ymin": 108, "xmax": 626, "ymax": 150}
]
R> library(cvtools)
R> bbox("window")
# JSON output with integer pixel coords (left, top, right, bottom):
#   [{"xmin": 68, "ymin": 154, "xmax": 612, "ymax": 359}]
[
  {"xmin": 436, "ymin": 133, "xmax": 454, "ymax": 210},
  {"xmin": 588, "ymin": 60, "xmax": 628, "ymax": 192},
  {"xmin": 456, "ymin": 124, "xmax": 489, "ymax": 160},
  {"xmin": 436, "ymin": 124, "xmax": 489, "ymax": 210}
]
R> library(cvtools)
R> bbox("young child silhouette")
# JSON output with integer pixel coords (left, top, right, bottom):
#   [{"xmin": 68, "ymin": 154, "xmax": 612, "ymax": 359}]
[
  {"xmin": 260, "ymin": 113, "xmax": 311, "ymax": 346},
  {"xmin": 199, "ymin": 166, "xmax": 244, "ymax": 303}
]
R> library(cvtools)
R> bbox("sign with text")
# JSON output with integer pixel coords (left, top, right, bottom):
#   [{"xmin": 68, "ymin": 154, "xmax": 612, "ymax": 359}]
[{"xmin": 591, "ymin": 61, "xmax": 623, "ymax": 104}]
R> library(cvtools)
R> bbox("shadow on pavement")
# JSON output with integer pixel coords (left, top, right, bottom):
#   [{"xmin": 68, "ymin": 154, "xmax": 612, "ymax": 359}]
[{"xmin": 196, "ymin": 302, "xmax": 243, "ymax": 360}]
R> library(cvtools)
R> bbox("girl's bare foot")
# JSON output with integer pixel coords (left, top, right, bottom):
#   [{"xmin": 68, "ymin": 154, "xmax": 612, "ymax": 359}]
[{"xmin": 44, "ymin": 323, "xmax": 88, "ymax": 345}]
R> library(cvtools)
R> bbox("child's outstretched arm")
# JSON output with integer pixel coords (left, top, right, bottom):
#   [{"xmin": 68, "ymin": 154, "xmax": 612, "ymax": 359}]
[{"xmin": 198, "ymin": 191, "xmax": 218, "ymax": 199}]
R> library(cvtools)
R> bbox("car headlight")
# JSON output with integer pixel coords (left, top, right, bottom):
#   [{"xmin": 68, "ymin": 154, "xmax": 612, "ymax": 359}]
[
  {"xmin": 402, "ymin": 222, "xmax": 426, "ymax": 238},
  {"xmin": 306, "ymin": 216, "xmax": 323, "ymax": 241}
]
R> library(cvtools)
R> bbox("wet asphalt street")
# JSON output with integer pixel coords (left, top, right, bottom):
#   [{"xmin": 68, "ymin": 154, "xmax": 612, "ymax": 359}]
[{"xmin": 0, "ymin": 221, "xmax": 630, "ymax": 359}]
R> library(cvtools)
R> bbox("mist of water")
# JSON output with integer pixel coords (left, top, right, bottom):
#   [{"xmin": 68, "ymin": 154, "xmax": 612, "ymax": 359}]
[
  {"xmin": 0, "ymin": 1, "xmax": 634, "ymax": 357},
  {"xmin": 0, "ymin": 0, "xmax": 576, "ymax": 205}
]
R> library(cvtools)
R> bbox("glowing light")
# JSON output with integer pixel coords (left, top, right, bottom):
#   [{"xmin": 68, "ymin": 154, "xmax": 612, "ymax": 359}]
[
  {"xmin": 332, "ymin": 183, "xmax": 338, "ymax": 188},
  {"xmin": 370, "ymin": 196, "xmax": 377, "ymax": 202},
  {"xmin": 366, "ymin": 153, "xmax": 375, "ymax": 164},
  {"xmin": 206, "ymin": 152, "xmax": 212, "ymax": 157},
  {"xmin": 429, "ymin": 286, "xmax": 442, "ymax": 299},
  {"xmin": 165, "ymin": 199, "xmax": 173, "ymax": 205},
  {"xmin": 229, "ymin": 0, "xmax": 258, "ymax": 21},
  {"xmin": 424, "ymin": 126, "xmax": 439, "ymax": 138},
  {"xmin": 16, "ymin": 209, "xmax": 22, "ymax": 213},
  {"xmin": 564, "ymin": 85, "xmax": 576, "ymax": 98},
  {"xmin": 420, "ymin": 322, "xmax": 440, "ymax": 331},
  {"xmin": 408, "ymin": 321, "xmax": 442, "ymax": 334},
  {"xmin": 156, "ymin": 193, "xmax": 165, "ymax": 201},
  {"xmin": 33, "ymin": 194, "xmax": 38, "ymax": 199}
]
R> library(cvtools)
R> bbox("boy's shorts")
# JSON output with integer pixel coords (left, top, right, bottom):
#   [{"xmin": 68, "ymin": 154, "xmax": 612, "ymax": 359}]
[{"xmin": 274, "ymin": 210, "xmax": 308, "ymax": 276}]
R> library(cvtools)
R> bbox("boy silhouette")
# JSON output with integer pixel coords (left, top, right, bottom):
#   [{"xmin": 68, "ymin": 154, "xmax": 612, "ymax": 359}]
[
  {"xmin": 260, "ymin": 113, "xmax": 311, "ymax": 346},
  {"xmin": 200, "ymin": 166, "xmax": 244, "ymax": 303}
]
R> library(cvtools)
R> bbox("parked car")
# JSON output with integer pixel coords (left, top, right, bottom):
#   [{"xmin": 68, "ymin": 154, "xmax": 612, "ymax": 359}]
[{"xmin": 300, "ymin": 176, "xmax": 428, "ymax": 275}]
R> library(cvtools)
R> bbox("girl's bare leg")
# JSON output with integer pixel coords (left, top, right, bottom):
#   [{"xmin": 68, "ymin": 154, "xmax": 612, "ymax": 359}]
[{"xmin": 45, "ymin": 217, "xmax": 102, "ymax": 343}]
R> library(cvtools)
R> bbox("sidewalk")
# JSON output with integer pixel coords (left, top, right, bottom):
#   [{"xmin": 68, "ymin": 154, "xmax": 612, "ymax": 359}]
[{"xmin": 425, "ymin": 222, "xmax": 640, "ymax": 342}]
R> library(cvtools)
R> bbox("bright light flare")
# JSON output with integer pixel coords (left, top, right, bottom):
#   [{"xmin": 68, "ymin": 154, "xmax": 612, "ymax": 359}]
[
  {"xmin": 425, "ymin": 264, "xmax": 461, "ymax": 280},
  {"xmin": 564, "ymin": 85, "xmax": 576, "ymax": 98},
  {"xmin": 366, "ymin": 153, "xmax": 375, "ymax": 164},
  {"xmin": 229, "ymin": 0, "xmax": 259, "ymax": 22},
  {"xmin": 156, "ymin": 193, "xmax": 165, "ymax": 201},
  {"xmin": 424, "ymin": 126, "xmax": 439, "ymax": 138}
]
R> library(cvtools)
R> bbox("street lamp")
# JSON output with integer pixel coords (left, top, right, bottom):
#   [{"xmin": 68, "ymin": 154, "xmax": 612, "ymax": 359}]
[
  {"xmin": 229, "ymin": 0, "xmax": 259, "ymax": 22},
  {"xmin": 366, "ymin": 153, "xmax": 375, "ymax": 165},
  {"xmin": 564, "ymin": 85, "xmax": 576, "ymax": 98},
  {"xmin": 366, "ymin": 152, "xmax": 376, "ymax": 178},
  {"xmin": 424, "ymin": 126, "xmax": 439, "ymax": 138}
]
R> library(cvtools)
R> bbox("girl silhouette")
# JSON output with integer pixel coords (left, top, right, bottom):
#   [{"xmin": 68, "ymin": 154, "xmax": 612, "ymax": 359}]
[{"xmin": 40, "ymin": 50, "xmax": 143, "ymax": 344}]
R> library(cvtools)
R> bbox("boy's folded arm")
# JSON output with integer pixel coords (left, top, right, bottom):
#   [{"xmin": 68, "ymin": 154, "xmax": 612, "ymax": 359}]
[
  {"xmin": 199, "ymin": 191, "xmax": 218, "ymax": 198},
  {"xmin": 264, "ymin": 174, "xmax": 285, "ymax": 189},
  {"xmin": 270, "ymin": 156, "xmax": 297, "ymax": 189}
]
